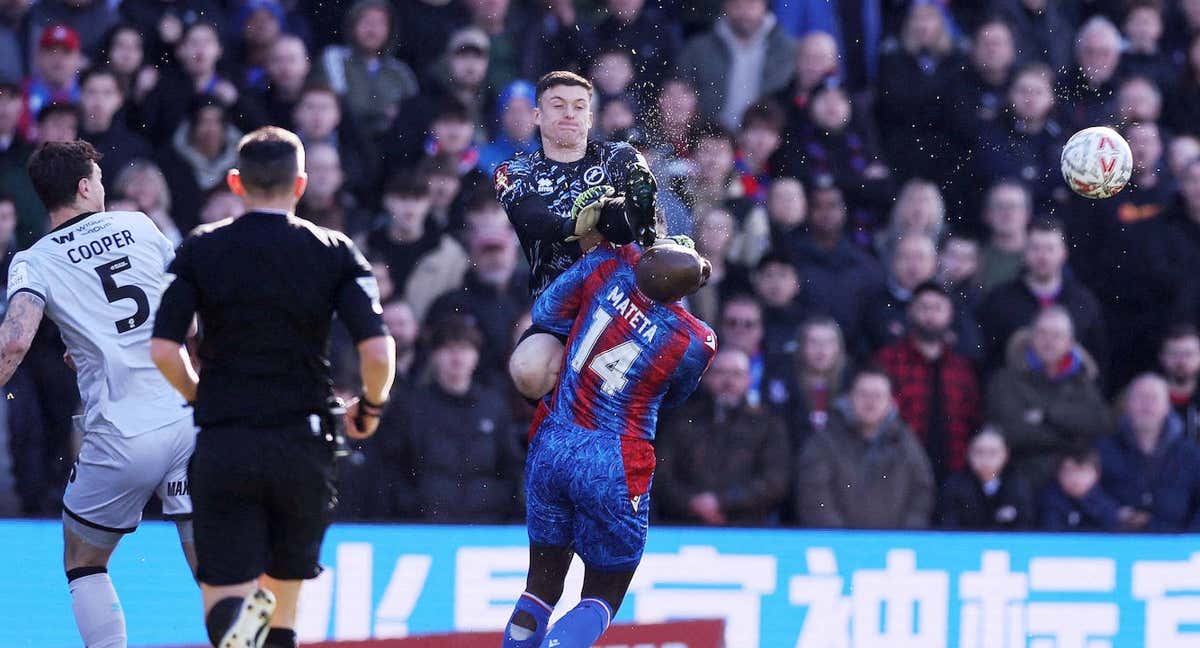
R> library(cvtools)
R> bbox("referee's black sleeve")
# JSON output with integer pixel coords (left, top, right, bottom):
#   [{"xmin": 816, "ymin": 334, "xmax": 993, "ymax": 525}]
[
  {"xmin": 332, "ymin": 234, "xmax": 388, "ymax": 343},
  {"xmin": 153, "ymin": 237, "xmax": 199, "ymax": 343}
]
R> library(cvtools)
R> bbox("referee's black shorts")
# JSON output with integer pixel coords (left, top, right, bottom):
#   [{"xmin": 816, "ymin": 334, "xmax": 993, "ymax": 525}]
[{"xmin": 189, "ymin": 419, "xmax": 337, "ymax": 585}]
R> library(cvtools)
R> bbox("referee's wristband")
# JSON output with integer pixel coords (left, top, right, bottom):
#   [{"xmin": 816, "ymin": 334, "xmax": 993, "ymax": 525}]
[{"xmin": 359, "ymin": 394, "xmax": 388, "ymax": 413}]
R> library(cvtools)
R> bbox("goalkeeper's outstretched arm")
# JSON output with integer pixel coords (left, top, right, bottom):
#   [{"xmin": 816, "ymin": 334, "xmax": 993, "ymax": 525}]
[
  {"xmin": 505, "ymin": 192, "xmax": 575, "ymax": 242},
  {"xmin": 495, "ymin": 160, "xmax": 580, "ymax": 243},
  {"xmin": 495, "ymin": 155, "xmax": 641, "ymax": 246}
]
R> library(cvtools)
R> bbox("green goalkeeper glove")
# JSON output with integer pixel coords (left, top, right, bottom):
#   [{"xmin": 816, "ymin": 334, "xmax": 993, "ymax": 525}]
[
  {"xmin": 566, "ymin": 185, "xmax": 615, "ymax": 241},
  {"xmin": 662, "ymin": 235, "xmax": 696, "ymax": 249},
  {"xmin": 626, "ymin": 160, "xmax": 658, "ymax": 246}
]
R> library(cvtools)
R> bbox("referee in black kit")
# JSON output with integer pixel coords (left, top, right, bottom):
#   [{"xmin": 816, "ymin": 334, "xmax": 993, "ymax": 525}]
[{"xmin": 150, "ymin": 126, "xmax": 395, "ymax": 648}]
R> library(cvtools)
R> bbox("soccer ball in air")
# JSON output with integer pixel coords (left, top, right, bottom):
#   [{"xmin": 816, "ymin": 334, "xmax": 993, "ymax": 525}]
[{"xmin": 1060, "ymin": 126, "xmax": 1133, "ymax": 199}]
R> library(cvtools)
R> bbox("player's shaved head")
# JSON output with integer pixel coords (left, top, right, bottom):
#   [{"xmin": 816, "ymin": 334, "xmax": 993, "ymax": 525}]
[
  {"xmin": 636, "ymin": 241, "xmax": 711, "ymax": 303},
  {"xmin": 233, "ymin": 126, "xmax": 304, "ymax": 196}
]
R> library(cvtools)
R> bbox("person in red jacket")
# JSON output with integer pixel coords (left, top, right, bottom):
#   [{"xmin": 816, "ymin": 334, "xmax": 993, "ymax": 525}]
[{"xmin": 875, "ymin": 280, "xmax": 982, "ymax": 485}]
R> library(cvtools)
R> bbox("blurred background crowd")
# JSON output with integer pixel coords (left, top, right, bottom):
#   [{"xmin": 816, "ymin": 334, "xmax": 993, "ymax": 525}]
[{"xmin": 0, "ymin": 0, "xmax": 1199, "ymax": 533}]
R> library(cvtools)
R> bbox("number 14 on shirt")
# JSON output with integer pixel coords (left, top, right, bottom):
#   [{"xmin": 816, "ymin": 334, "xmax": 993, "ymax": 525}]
[{"xmin": 570, "ymin": 309, "xmax": 642, "ymax": 396}]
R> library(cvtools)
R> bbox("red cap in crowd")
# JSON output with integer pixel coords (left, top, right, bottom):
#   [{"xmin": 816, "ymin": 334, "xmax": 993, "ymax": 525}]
[{"xmin": 39, "ymin": 24, "xmax": 80, "ymax": 52}]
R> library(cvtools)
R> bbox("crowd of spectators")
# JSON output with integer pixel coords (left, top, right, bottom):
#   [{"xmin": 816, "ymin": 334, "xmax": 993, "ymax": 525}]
[{"xmin": 0, "ymin": 0, "xmax": 1199, "ymax": 533}]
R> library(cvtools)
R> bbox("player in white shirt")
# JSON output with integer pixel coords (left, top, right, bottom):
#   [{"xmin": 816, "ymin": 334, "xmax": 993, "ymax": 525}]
[{"xmin": 0, "ymin": 141, "xmax": 196, "ymax": 648}]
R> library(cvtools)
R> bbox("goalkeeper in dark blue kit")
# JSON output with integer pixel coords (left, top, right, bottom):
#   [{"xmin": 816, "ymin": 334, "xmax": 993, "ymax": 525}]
[{"xmin": 495, "ymin": 70, "xmax": 659, "ymax": 402}]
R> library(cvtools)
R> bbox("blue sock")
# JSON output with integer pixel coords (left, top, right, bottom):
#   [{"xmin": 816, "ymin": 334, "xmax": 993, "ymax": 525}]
[
  {"xmin": 539, "ymin": 598, "xmax": 612, "ymax": 648},
  {"xmin": 502, "ymin": 592, "xmax": 554, "ymax": 648}
]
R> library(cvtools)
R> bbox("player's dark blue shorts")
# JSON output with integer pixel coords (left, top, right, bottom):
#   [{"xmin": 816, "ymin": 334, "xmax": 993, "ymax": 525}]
[{"xmin": 525, "ymin": 415, "xmax": 656, "ymax": 572}]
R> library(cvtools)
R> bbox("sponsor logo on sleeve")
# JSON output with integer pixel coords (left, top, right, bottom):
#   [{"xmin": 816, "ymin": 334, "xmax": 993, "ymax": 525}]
[
  {"xmin": 356, "ymin": 276, "xmax": 382, "ymax": 314},
  {"xmin": 9, "ymin": 261, "xmax": 29, "ymax": 290}
]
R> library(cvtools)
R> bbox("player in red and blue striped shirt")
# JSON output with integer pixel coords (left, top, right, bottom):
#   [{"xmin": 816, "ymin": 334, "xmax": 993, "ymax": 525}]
[{"xmin": 501, "ymin": 239, "xmax": 716, "ymax": 648}]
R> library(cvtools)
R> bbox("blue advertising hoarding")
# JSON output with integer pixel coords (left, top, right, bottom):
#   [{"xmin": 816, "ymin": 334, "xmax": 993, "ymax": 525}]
[{"xmin": 1, "ymin": 520, "xmax": 1197, "ymax": 647}]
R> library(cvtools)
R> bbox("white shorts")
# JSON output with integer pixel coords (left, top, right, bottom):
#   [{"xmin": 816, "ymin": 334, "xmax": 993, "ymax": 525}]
[{"xmin": 63, "ymin": 415, "xmax": 196, "ymax": 534}]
